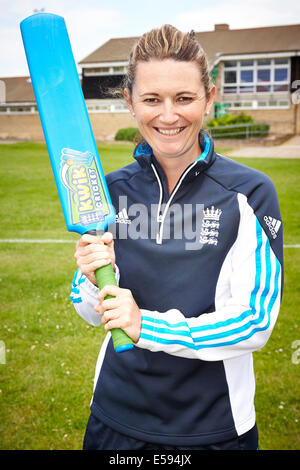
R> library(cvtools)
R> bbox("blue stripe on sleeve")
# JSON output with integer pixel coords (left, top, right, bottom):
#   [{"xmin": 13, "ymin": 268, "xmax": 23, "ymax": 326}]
[
  {"xmin": 140, "ymin": 219, "xmax": 280, "ymax": 350},
  {"xmin": 70, "ymin": 295, "xmax": 82, "ymax": 303},
  {"xmin": 71, "ymin": 286, "xmax": 80, "ymax": 294},
  {"xmin": 70, "ymin": 269, "xmax": 86, "ymax": 305}
]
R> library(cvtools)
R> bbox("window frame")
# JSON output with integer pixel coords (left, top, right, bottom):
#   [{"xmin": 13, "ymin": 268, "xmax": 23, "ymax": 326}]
[{"xmin": 222, "ymin": 58, "xmax": 291, "ymax": 96}]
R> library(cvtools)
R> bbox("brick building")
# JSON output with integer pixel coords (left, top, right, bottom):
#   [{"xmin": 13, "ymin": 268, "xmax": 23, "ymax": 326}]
[
  {"xmin": 79, "ymin": 23, "xmax": 300, "ymax": 136},
  {"xmin": 1, "ymin": 22, "xmax": 300, "ymax": 140}
]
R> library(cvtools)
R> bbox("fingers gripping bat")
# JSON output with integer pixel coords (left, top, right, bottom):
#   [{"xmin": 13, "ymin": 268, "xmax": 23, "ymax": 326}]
[{"xmin": 20, "ymin": 12, "xmax": 134, "ymax": 353}]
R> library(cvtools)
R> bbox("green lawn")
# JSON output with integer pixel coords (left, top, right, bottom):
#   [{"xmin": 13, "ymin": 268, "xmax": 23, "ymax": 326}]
[{"xmin": 0, "ymin": 141, "xmax": 299, "ymax": 450}]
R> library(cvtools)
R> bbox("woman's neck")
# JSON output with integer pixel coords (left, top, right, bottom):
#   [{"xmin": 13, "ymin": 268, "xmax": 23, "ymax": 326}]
[{"xmin": 154, "ymin": 141, "xmax": 202, "ymax": 195}]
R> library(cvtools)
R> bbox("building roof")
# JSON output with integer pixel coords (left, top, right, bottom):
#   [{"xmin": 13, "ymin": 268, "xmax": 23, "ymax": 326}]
[
  {"xmin": 79, "ymin": 36, "xmax": 139, "ymax": 64},
  {"xmin": 2, "ymin": 23, "xmax": 299, "ymax": 105},
  {"xmin": 0, "ymin": 75, "xmax": 82, "ymax": 104},
  {"xmin": 79, "ymin": 23, "xmax": 300, "ymax": 67},
  {"xmin": 0, "ymin": 76, "xmax": 35, "ymax": 103}
]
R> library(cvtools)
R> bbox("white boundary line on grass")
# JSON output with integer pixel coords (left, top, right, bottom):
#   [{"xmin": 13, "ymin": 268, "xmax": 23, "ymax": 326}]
[
  {"xmin": 0, "ymin": 239, "xmax": 75, "ymax": 243},
  {"xmin": 0, "ymin": 239, "xmax": 299, "ymax": 248}
]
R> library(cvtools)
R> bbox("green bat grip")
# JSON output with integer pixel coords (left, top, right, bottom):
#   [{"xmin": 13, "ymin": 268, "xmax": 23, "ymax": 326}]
[{"xmin": 95, "ymin": 263, "xmax": 134, "ymax": 353}]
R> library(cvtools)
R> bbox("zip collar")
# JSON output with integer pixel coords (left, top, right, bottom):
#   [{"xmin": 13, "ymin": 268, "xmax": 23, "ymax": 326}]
[
  {"xmin": 133, "ymin": 132, "xmax": 216, "ymax": 245},
  {"xmin": 133, "ymin": 131, "xmax": 216, "ymax": 178}
]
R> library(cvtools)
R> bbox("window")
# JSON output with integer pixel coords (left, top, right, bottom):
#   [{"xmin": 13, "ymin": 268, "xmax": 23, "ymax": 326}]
[
  {"xmin": 257, "ymin": 59, "xmax": 271, "ymax": 66},
  {"xmin": 240, "ymin": 85, "xmax": 254, "ymax": 93},
  {"xmin": 84, "ymin": 65, "xmax": 127, "ymax": 77},
  {"xmin": 0, "ymin": 104, "xmax": 37, "ymax": 114},
  {"xmin": 257, "ymin": 69, "xmax": 270, "ymax": 82},
  {"xmin": 223, "ymin": 99, "xmax": 289, "ymax": 110},
  {"xmin": 241, "ymin": 70, "xmax": 253, "ymax": 83},
  {"xmin": 112, "ymin": 66, "xmax": 126, "ymax": 73},
  {"xmin": 224, "ymin": 86, "xmax": 237, "ymax": 94},
  {"xmin": 240, "ymin": 60, "xmax": 254, "ymax": 67},
  {"xmin": 257, "ymin": 85, "xmax": 271, "ymax": 92},
  {"xmin": 275, "ymin": 58, "xmax": 288, "ymax": 65},
  {"xmin": 273, "ymin": 84, "xmax": 289, "ymax": 92},
  {"xmin": 224, "ymin": 71, "xmax": 236, "ymax": 83},
  {"xmin": 222, "ymin": 58, "xmax": 290, "ymax": 99},
  {"xmin": 275, "ymin": 69, "xmax": 288, "ymax": 81},
  {"xmin": 224, "ymin": 61, "xmax": 237, "ymax": 68}
]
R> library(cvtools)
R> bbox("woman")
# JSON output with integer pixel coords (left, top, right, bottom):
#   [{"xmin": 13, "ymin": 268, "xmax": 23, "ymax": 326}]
[{"xmin": 71, "ymin": 25, "xmax": 283, "ymax": 450}]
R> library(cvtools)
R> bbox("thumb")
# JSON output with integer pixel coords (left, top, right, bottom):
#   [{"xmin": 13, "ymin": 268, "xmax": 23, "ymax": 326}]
[{"xmin": 101, "ymin": 231, "xmax": 114, "ymax": 246}]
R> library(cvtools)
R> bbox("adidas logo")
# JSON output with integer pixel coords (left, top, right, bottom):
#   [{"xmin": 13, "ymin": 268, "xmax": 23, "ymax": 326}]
[
  {"xmin": 264, "ymin": 215, "xmax": 281, "ymax": 239},
  {"xmin": 116, "ymin": 208, "xmax": 131, "ymax": 224}
]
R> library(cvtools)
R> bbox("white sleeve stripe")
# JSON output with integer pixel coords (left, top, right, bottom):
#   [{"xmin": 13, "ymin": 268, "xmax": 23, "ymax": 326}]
[{"xmin": 140, "ymin": 218, "xmax": 281, "ymax": 350}]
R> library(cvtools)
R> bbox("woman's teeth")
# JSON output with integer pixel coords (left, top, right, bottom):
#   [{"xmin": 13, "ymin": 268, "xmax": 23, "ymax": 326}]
[{"xmin": 156, "ymin": 127, "xmax": 185, "ymax": 135}]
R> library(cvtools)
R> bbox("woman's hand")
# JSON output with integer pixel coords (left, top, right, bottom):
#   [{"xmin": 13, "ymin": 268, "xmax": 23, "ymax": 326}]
[
  {"xmin": 74, "ymin": 232, "xmax": 116, "ymax": 286},
  {"xmin": 94, "ymin": 285, "xmax": 142, "ymax": 344}
]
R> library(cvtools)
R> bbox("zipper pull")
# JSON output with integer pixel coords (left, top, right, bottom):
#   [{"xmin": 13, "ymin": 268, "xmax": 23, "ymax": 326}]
[{"xmin": 156, "ymin": 233, "xmax": 162, "ymax": 244}]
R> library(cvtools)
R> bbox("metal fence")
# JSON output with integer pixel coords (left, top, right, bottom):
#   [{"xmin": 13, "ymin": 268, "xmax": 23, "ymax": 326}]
[
  {"xmin": 206, "ymin": 121, "xmax": 294, "ymax": 139},
  {"xmin": 205, "ymin": 123, "xmax": 269, "ymax": 139}
]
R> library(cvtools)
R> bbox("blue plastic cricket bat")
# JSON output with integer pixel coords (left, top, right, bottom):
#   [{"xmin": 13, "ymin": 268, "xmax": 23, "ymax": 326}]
[{"xmin": 20, "ymin": 12, "xmax": 134, "ymax": 353}]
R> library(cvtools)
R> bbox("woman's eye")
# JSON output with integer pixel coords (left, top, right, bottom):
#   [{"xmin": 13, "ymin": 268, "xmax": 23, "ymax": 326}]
[
  {"xmin": 144, "ymin": 98, "xmax": 159, "ymax": 103},
  {"xmin": 178, "ymin": 96, "xmax": 193, "ymax": 103}
]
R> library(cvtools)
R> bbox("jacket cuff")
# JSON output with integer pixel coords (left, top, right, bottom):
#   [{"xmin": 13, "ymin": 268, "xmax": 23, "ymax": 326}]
[
  {"xmin": 82, "ymin": 276, "xmax": 99, "ymax": 296},
  {"xmin": 135, "ymin": 309, "xmax": 161, "ymax": 351}
]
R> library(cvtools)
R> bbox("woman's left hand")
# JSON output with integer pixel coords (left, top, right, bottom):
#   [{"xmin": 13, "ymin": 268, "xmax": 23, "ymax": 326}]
[{"xmin": 94, "ymin": 285, "xmax": 142, "ymax": 343}]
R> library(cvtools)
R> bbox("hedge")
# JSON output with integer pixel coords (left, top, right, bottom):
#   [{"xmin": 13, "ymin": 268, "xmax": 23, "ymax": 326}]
[
  {"xmin": 115, "ymin": 127, "xmax": 141, "ymax": 142},
  {"xmin": 205, "ymin": 112, "xmax": 269, "ymax": 139},
  {"xmin": 206, "ymin": 112, "xmax": 254, "ymax": 128}
]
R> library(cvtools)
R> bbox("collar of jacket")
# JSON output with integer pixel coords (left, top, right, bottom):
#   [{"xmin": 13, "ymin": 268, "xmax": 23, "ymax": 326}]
[{"xmin": 133, "ymin": 131, "xmax": 216, "ymax": 182}]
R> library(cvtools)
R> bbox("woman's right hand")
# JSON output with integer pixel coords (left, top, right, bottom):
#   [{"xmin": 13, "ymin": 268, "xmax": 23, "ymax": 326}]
[{"xmin": 74, "ymin": 232, "xmax": 116, "ymax": 287}]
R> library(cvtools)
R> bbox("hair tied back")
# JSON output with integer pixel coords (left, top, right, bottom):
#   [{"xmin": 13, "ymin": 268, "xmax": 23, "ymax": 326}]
[{"xmin": 188, "ymin": 30, "xmax": 196, "ymax": 40}]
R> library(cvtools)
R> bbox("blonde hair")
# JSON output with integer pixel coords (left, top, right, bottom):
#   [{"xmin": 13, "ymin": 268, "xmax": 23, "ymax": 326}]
[{"xmin": 123, "ymin": 24, "xmax": 213, "ymax": 99}]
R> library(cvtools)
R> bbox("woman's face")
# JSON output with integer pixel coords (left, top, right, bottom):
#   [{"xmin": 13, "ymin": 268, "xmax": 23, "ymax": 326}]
[{"xmin": 125, "ymin": 59, "xmax": 215, "ymax": 165}]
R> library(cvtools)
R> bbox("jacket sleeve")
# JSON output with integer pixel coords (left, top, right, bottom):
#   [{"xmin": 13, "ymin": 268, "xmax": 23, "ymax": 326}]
[
  {"xmin": 135, "ymin": 186, "xmax": 283, "ymax": 361},
  {"xmin": 70, "ymin": 265, "xmax": 120, "ymax": 327}
]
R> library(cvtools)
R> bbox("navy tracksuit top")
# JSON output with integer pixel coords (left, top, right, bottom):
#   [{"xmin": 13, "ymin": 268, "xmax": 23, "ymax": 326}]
[{"xmin": 71, "ymin": 132, "xmax": 283, "ymax": 445}]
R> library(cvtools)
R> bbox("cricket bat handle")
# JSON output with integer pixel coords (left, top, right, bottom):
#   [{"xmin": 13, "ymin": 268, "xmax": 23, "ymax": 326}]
[{"xmin": 95, "ymin": 263, "xmax": 134, "ymax": 353}]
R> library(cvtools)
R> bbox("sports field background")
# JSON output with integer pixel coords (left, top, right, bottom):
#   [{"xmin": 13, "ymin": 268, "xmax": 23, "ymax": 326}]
[{"xmin": 0, "ymin": 141, "xmax": 299, "ymax": 450}]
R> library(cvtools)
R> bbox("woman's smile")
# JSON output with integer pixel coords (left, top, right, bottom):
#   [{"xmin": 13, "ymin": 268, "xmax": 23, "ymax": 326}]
[{"xmin": 154, "ymin": 126, "xmax": 186, "ymax": 136}]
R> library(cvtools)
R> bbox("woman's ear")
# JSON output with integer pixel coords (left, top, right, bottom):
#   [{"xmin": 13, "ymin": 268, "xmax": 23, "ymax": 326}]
[
  {"xmin": 124, "ymin": 88, "xmax": 135, "ymax": 116},
  {"xmin": 205, "ymin": 85, "xmax": 216, "ymax": 115}
]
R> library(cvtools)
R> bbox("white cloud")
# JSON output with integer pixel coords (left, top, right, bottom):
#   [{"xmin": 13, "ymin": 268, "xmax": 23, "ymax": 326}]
[
  {"xmin": 64, "ymin": 7, "xmax": 127, "ymax": 63},
  {"xmin": 173, "ymin": 0, "xmax": 300, "ymax": 32},
  {"xmin": 0, "ymin": 26, "xmax": 28, "ymax": 77},
  {"xmin": 0, "ymin": 1, "xmax": 128, "ymax": 76},
  {"xmin": 0, "ymin": 0, "xmax": 299, "ymax": 77}
]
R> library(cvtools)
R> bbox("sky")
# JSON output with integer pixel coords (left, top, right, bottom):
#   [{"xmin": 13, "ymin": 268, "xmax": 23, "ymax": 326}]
[{"xmin": 1, "ymin": 0, "xmax": 300, "ymax": 77}]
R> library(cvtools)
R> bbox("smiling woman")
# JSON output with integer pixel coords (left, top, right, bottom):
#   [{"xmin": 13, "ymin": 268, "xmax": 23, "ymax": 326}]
[
  {"xmin": 122, "ymin": 26, "xmax": 215, "ymax": 193},
  {"xmin": 70, "ymin": 24, "xmax": 283, "ymax": 451},
  {"xmin": 124, "ymin": 59, "xmax": 215, "ymax": 193}
]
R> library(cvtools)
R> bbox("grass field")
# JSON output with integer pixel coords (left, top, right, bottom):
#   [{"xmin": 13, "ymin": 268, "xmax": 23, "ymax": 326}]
[{"xmin": 0, "ymin": 141, "xmax": 299, "ymax": 450}]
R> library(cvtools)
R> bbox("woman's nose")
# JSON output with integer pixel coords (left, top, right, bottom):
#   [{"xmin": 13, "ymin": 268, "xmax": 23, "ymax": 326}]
[{"xmin": 158, "ymin": 100, "xmax": 179, "ymax": 125}]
